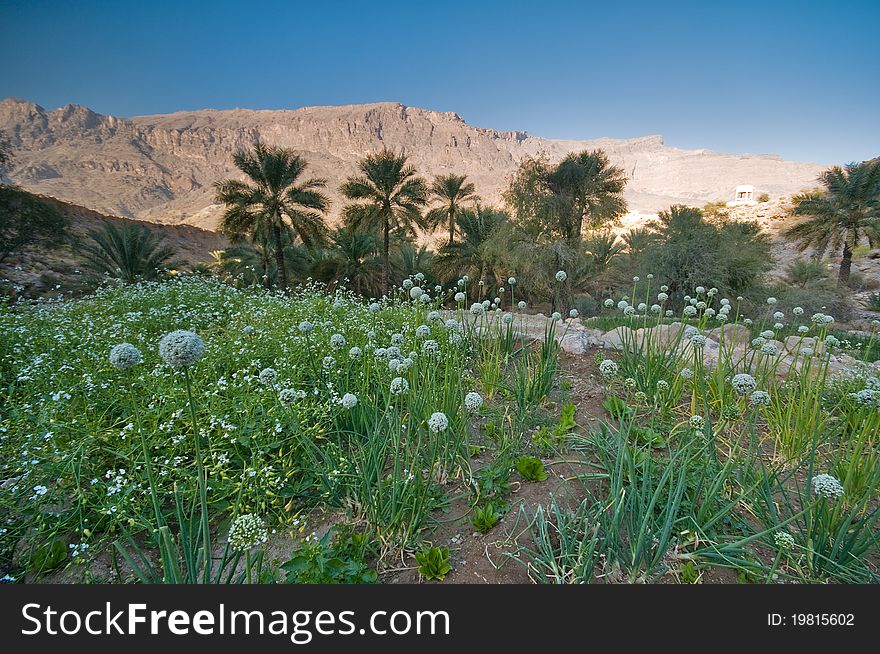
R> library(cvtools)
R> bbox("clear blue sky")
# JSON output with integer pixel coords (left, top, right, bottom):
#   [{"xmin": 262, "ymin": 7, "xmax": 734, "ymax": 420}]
[{"xmin": 1, "ymin": 0, "xmax": 878, "ymax": 164}]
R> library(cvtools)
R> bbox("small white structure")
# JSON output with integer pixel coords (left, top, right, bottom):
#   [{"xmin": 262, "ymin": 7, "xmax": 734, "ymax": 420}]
[{"xmin": 727, "ymin": 185, "xmax": 758, "ymax": 207}]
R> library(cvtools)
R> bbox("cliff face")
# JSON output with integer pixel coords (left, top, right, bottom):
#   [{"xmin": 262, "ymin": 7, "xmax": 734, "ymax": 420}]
[{"xmin": 1, "ymin": 97, "xmax": 825, "ymax": 230}]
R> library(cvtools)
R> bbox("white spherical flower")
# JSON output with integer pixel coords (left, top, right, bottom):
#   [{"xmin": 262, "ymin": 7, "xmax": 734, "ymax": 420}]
[
  {"xmin": 416, "ymin": 325, "xmax": 431, "ymax": 339},
  {"xmin": 849, "ymin": 388, "xmax": 880, "ymax": 409},
  {"xmin": 766, "ymin": 297, "xmax": 777, "ymax": 305},
  {"xmin": 552, "ymin": 312, "xmax": 562, "ymax": 321},
  {"xmin": 470, "ymin": 303, "xmax": 484, "ymax": 315},
  {"xmin": 503, "ymin": 312, "xmax": 514, "ymax": 324},
  {"xmin": 341, "ymin": 393, "xmax": 358, "ymax": 409},
  {"xmin": 390, "ymin": 377, "xmax": 409, "ymax": 395},
  {"xmin": 349, "ymin": 346, "xmax": 363, "ymax": 360},
  {"xmin": 660, "ymin": 285, "xmax": 669, "ymax": 292},
  {"xmin": 657, "ymin": 292, "xmax": 668, "ymax": 302},
  {"xmin": 243, "ymin": 325, "xmax": 255, "ymax": 335},
  {"xmin": 298, "ymin": 321, "xmax": 314, "ymax": 333},
  {"xmin": 604, "ymin": 298, "xmax": 615, "ymax": 308},
  {"xmin": 427, "ymin": 412, "xmax": 449, "ymax": 433},
  {"xmin": 278, "ymin": 388, "xmax": 298, "ymax": 405},
  {"xmin": 774, "ymin": 322, "xmax": 784, "ymax": 330},
  {"xmin": 651, "ymin": 304, "xmax": 661, "ymax": 313},
  {"xmin": 422, "ymin": 339, "xmax": 439, "ymax": 355},
  {"xmin": 228, "ymin": 514, "xmax": 268, "ymax": 552},
  {"xmin": 731, "ymin": 373, "xmax": 757, "ymax": 395},
  {"xmin": 420, "ymin": 293, "xmax": 431, "ymax": 303},
  {"xmin": 445, "ymin": 319, "xmax": 460, "ymax": 332},
  {"xmin": 683, "ymin": 305, "xmax": 697, "ymax": 317},
  {"xmin": 109, "ymin": 343, "xmax": 142, "ymax": 370},
  {"xmin": 761, "ymin": 343, "xmax": 778, "ymax": 356},
  {"xmin": 158, "ymin": 330, "xmax": 205, "ymax": 369},
  {"xmin": 508, "ymin": 277, "xmax": 516, "ymax": 286},
  {"xmin": 811, "ymin": 474, "xmax": 844, "ymax": 500},
  {"xmin": 690, "ymin": 335, "xmax": 707, "ymax": 349},
  {"xmin": 415, "ymin": 272, "xmax": 425, "ymax": 282},
  {"xmin": 638, "ymin": 303, "xmax": 647, "ymax": 312},
  {"xmin": 695, "ymin": 286, "xmax": 705, "ymax": 294},
  {"xmin": 599, "ymin": 359, "xmax": 619, "ymax": 376},
  {"xmin": 259, "ymin": 367, "xmax": 277, "ymax": 386},
  {"xmin": 797, "ymin": 325, "xmax": 809, "ymax": 334},
  {"xmin": 749, "ymin": 390, "xmax": 771, "ymax": 407},
  {"xmin": 330, "ymin": 333, "xmax": 346, "ymax": 349},
  {"xmin": 633, "ymin": 276, "xmax": 640, "ymax": 283},
  {"xmin": 647, "ymin": 274, "xmax": 654, "ymax": 280},
  {"xmin": 428, "ymin": 310, "xmax": 441, "ymax": 322},
  {"xmin": 494, "ymin": 297, "xmax": 501, "ymax": 305},
  {"xmin": 555, "ymin": 270, "xmax": 567, "ymax": 282},
  {"xmin": 388, "ymin": 358, "xmax": 400, "ymax": 372},
  {"xmin": 369, "ymin": 302, "xmax": 381, "ymax": 313},
  {"xmin": 705, "ymin": 308, "xmax": 716, "ymax": 318},
  {"xmin": 689, "ymin": 415, "xmax": 704, "ymax": 430},
  {"xmin": 774, "ymin": 531, "xmax": 795, "ymax": 550},
  {"xmin": 617, "ymin": 300, "xmax": 628, "ymax": 310},
  {"xmin": 569, "ymin": 308, "xmax": 579, "ymax": 318},
  {"xmin": 409, "ymin": 286, "xmax": 423, "ymax": 299},
  {"xmin": 665, "ymin": 310, "xmax": 673, "ymax": 317},
  {"xmin": 800, "ymin": 347, "xmax": 814, "ymax": 357},
  {"xmin": 455, "ymin": 292, "xmax": 466, "ymax": 303},
  {"xmin": 464, "ymin": 391, "xmax": 483, "ymax": 412},
  {"xmin": 760, "ymin": 330, "xmax": 775, "ymax": 339},
  {"xmin": 720, "ymin": 298, "xmax": 730, "ymax": 306},
  {"xmin": 518, "ymin": 300, "xmax": 527, "ymax": 310},
  {"xmin": 624, "ymin": 306, "xmax": 635, "ymax": 317},
  {"xmin": 696, "ymin": 301, "xmax": 707, "ymax": 311},
  {"xmin": 323, "ymin": 355, "xmax": 336, "ymax": 369},
  {"xmin": 773, "ymin": 311, "xmax": 784, "ymax": 320},
  {"xmin": 656, "ymin": 379, "xmax": 669, "ymax": 391},
  {"xmin": 707, "ymin": 288, "xmax": 718, "ymax": 297},
  {"xmin": 403, "ymin": 279, "xmax": 413, "ymax": 290},
  {"xmin": 743, "ymin": 318, "xmax": 753, "ymax": 326},
  {"xmin": 751, "ymin": 337, "xmax": 766, "ymax": 348},
  {"xmin": 398, "ymin": 357, "xmax": 414, "ymax": 373}
]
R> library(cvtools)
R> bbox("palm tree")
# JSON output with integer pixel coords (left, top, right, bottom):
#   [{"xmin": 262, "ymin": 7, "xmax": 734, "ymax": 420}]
[
  {"xmin": 215, "ymin": 143, "xmax": 329, "ymax": 290},
  {"xmin": 311, "ymin": 226, "xmax": 385, "ymax": 296},
  {"xmin": 434, "ymin": 205, "xmax": 508, "ymax": 292},
  {"xmin": 784, "ymin": 160, "xmax": 880, "ymax": 288},
  {"xmin": 426, "ymin": 174, "xmax": 477, "ymax": 245},
  {"xmin": 82, "ymin": 222, "xmax": 176, "ymax": 283},
  {"xmin": 546, "ymin": 150, "xmax": 628, "ymax": 243},
  {"xmin": 341, "ymin": 149, "xmax": 428, "ymax": 292}
]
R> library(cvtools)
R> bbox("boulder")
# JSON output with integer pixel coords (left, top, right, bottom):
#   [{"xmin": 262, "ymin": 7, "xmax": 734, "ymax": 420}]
[{"xmin": 707, "ymin": 323, "xmax": 750, "ymax": 345}]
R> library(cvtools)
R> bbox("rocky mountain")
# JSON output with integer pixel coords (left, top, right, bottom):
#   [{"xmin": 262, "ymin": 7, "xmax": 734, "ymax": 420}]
[{"xmin": 0, "ymin": 97, "xmax": 826, "ymax": 231}]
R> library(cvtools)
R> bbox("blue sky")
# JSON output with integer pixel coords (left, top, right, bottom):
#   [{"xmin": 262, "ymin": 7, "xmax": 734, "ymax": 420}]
[{"xmin": 1, "ymin": 0, "xmax": 878, "ymax": 164}]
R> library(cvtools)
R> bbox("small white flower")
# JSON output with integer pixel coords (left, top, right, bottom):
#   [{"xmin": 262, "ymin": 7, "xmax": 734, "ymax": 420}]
[
  {"xmin": 599, "ymin": 359, "xmax": 618, "ymax": 376},
  {"xmin": 569, "ymin": 309, "xmax": 579, "ymax": 318},
  {"xmin": 390, "ymin": 377, "xmax": 409, "ymax": 395},
  {"xmin": 427, "ymin": 412, "xmax": 449, "ymax": 433},
  {"xmin": 555, "ymin": 270, "xmax": 567, "ymax": 282},
  {"xmin": 689, "ymin": 415, "xmax": 704, "ymax": 430},
  {"xmin": 604, "ymin": 298, "xmax": 615, "ymax": 308},
  {"xmin": 349, "ymin": 346, "xmax": 363, "ymax": 360},
  {"xmin": 811, "ymin": 474, "xmax": 844, "ymax": 500},
  {"xmin": 158, "ymin": 330, "xmax": 205, "ymax": 368},
  {"xmin": 330, "ymin": 333, "xmax": 346, "ymax": 349},
  {"xmin": 766, "ymin": 297, "xmax": 777, "ymax": 305},
  {"xmin": 259, "ymin": 368, "xmax": 277, "ymax": 386},
  {"xmin": 298, "ymin": 321, "xmax": 314, "ymax": 333},
  {"xmin": 749, "ymin": 390, "xmax": 771, "ymax": 407},
  {"xmin": 774, "ymin": 531, "xmax": 795, "ymax": 550},
  {"xmin": 228, "ymin": 514, "xmax": 268, "ymax": 552},
  {"xmin": 109, "ymin": 343, "xmax": 142, "ymax": 370},
  {"xmin": 455, "ymin": 292, "xmax": 466, "ymax": 303},
  {"xmin": 341, "ymin": 393, "xmax": 358, "ymax": 409},
  {"xmin": 464, "ymin": 391, "xmax": 483, "ymax": 412},
  {"xmin": 731, "ymin": 373, "xmax": 756, "ymax": 395}
]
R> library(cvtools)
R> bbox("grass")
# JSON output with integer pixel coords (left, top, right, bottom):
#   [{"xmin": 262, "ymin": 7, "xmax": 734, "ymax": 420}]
[{"xmin": 1, "ymin": 274, "xmax": 878, "ymax": 584}]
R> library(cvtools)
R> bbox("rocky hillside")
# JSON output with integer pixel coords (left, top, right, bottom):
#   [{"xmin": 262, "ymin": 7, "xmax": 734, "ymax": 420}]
[
  {"xmin": 0, "ymin": 97, "xmax": 825, "ymax": 230},
  {"xmin": 0, "ymin": 192, "xmax": 227, "ymax": 297}
]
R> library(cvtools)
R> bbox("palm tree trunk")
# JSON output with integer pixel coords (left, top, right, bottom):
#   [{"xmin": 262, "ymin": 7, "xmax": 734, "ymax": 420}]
[
  {"xmin": 383, "ymin": 216, "xmax": 390, "ymax": 294},
  {"xmin": 272, "ymin": 220, "xmax": 288, "ymax": 290},
  {"xmin": 448, "ymin": 209, "xmax": 455, "ymax": 245},
  {"xmin": 837, "ymin": 242, "xmax": 853, "ymax": 288}
]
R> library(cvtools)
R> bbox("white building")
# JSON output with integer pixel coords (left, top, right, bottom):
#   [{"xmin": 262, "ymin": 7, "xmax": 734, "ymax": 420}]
[{"xmin": 727, "ymin": 184, "xmax": 758, "ymax": 207}]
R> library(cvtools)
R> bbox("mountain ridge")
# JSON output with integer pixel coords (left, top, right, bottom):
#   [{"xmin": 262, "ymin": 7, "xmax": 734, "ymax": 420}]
[{"xmin": 1, "ymin": 97, "xmax": 826, "ymax": 230}]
